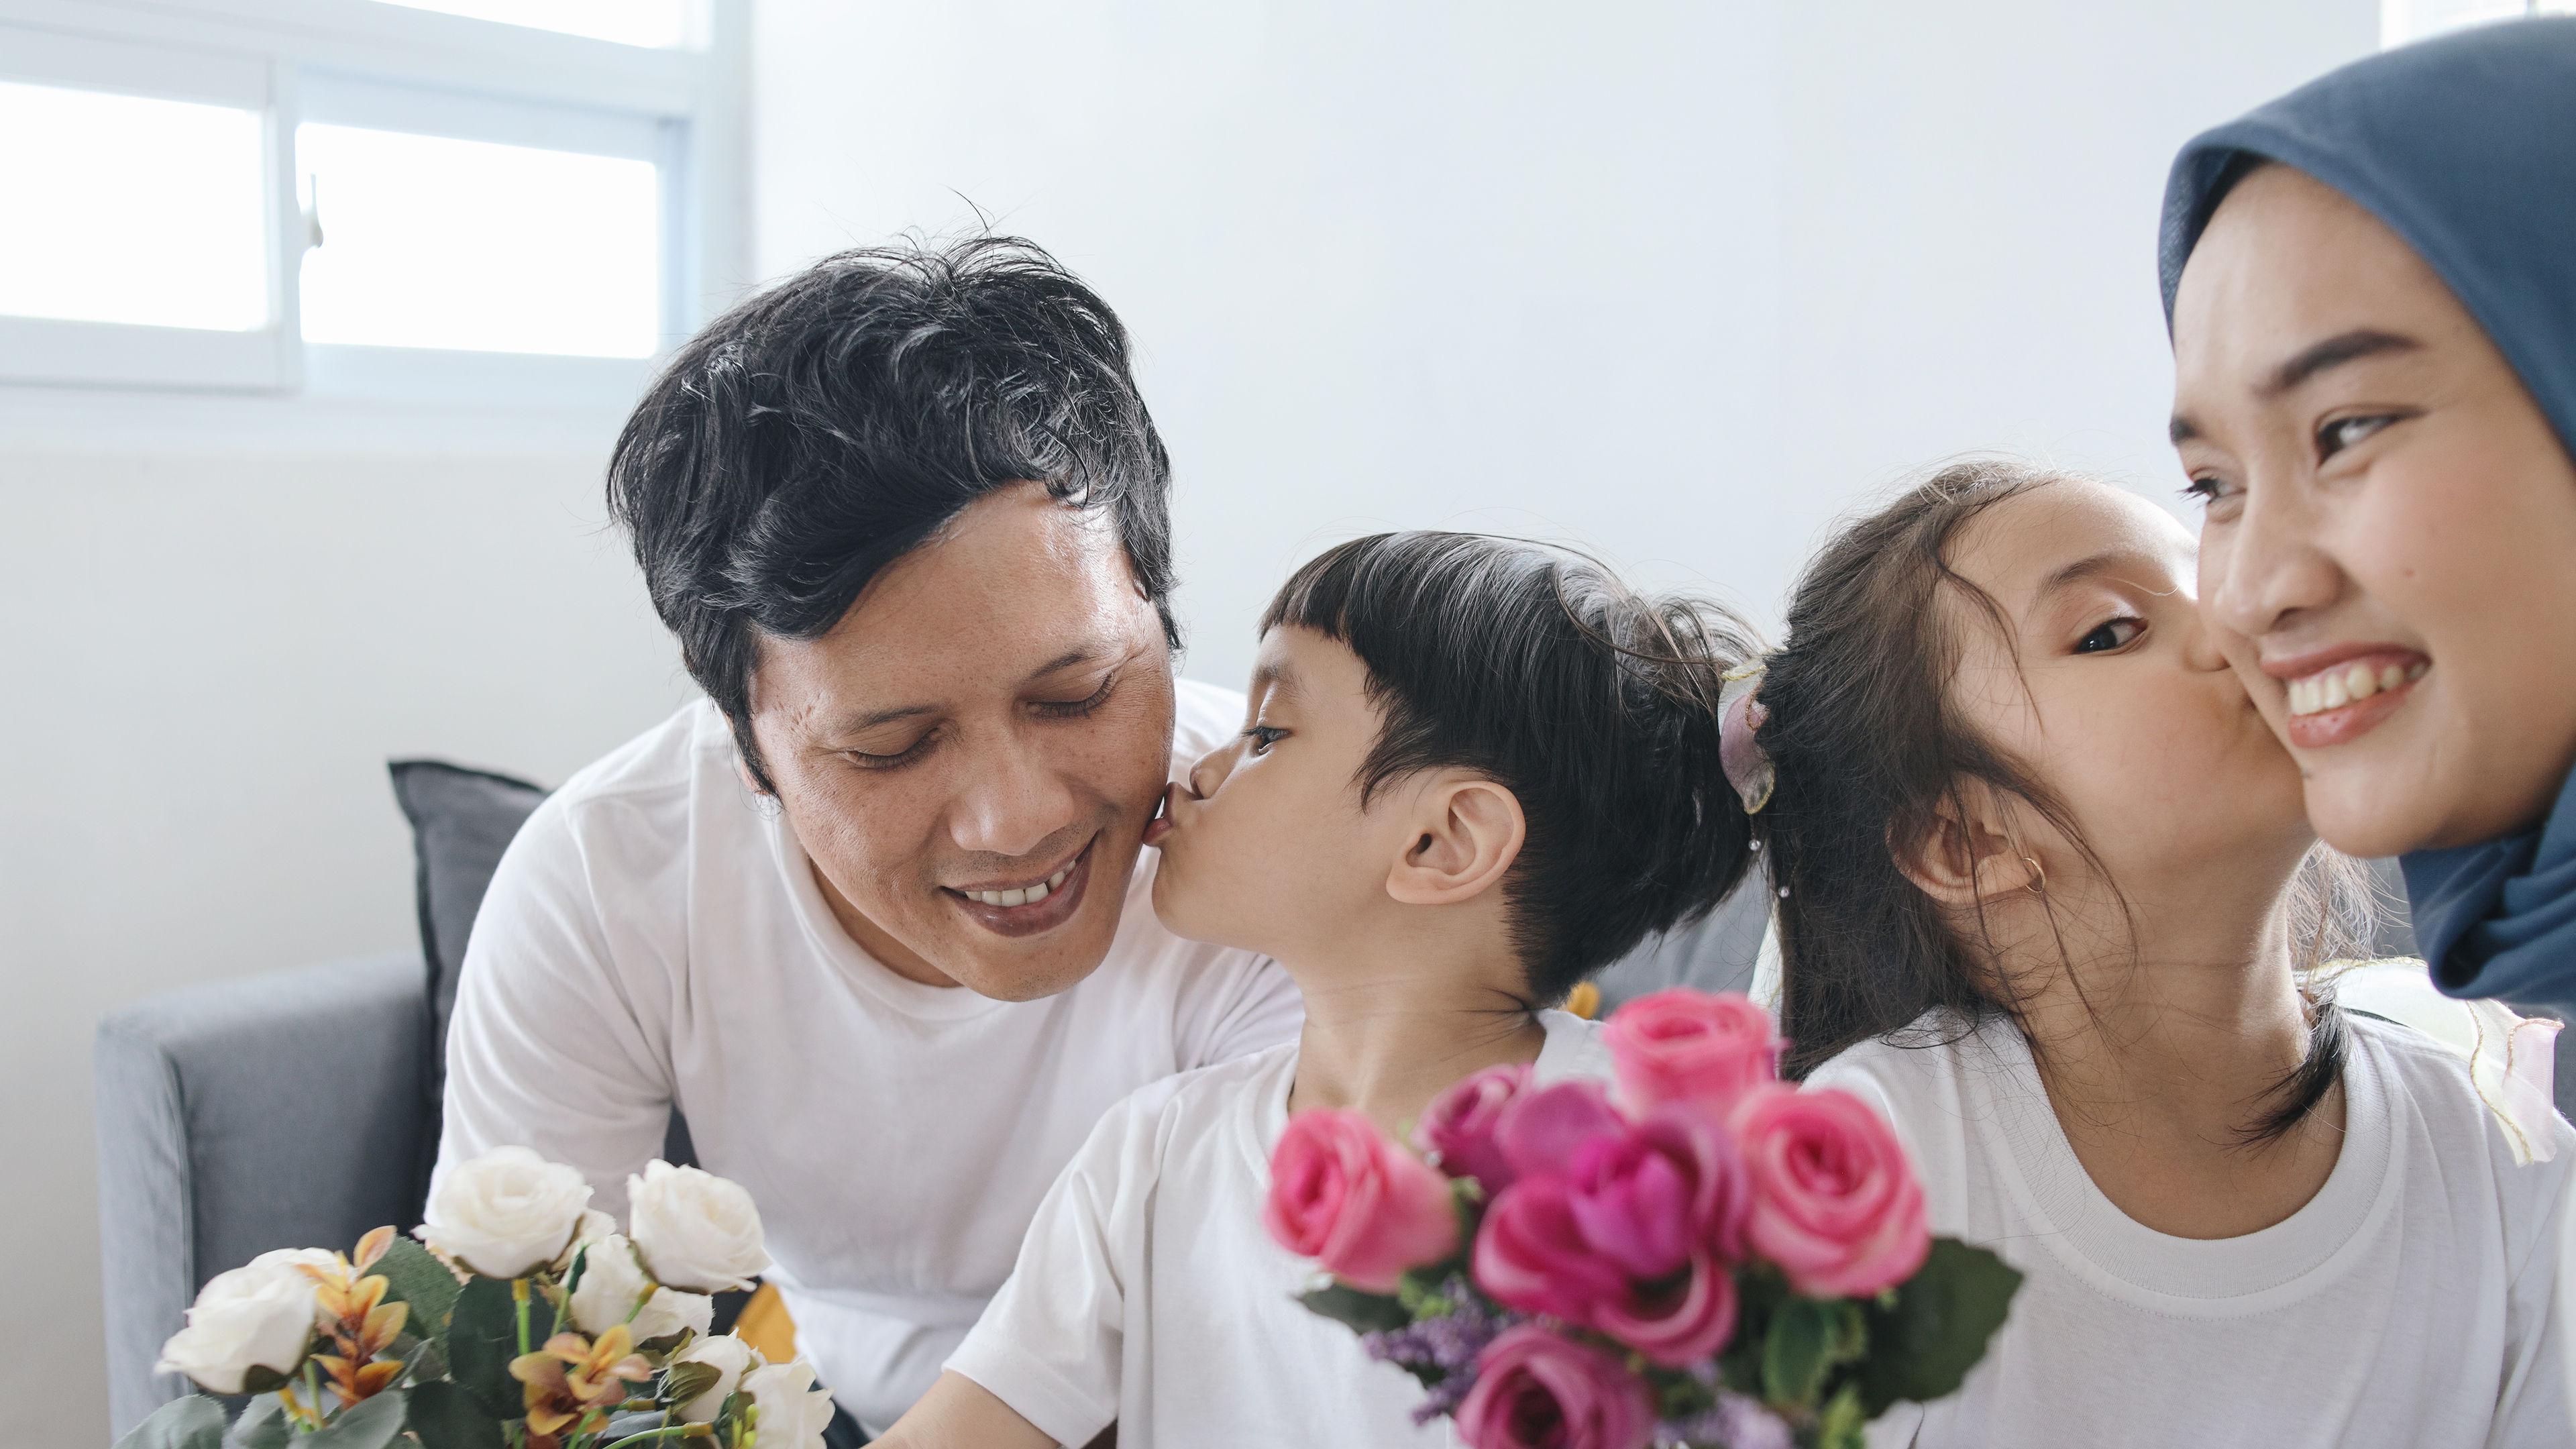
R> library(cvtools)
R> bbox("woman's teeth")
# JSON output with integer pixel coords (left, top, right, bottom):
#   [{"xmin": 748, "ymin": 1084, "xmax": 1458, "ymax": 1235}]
[
  {"xmin": 2286, "ymin": 659, "xmax": 2426, "ymax": 717},
  {"xmin": 966, "ymin": 864, "xmax": 1073, "ymax": 908}
]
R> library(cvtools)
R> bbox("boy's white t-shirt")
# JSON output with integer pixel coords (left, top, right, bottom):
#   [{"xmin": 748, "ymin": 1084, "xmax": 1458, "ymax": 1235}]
[
  {"xmin": 948, "ymin": 1010, "xmax": 1612, "ymax": 1448},
  {"xmin": 1807, "ymin": 1010, "xmax": 2573, "ymax": 1449},
  {"xmin": 434, "ymin": 682, "xmax": 1303, "ymax": 1434}
]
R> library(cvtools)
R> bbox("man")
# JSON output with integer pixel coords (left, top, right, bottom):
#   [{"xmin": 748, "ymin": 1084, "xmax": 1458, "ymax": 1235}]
[{"xmin": 434, "ymin": 237, "xmax": 1301, "ymax": 1440}]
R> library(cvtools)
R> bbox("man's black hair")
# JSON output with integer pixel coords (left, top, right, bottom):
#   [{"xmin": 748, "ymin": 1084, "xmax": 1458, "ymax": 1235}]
[
  {"xmin": 1263, "ymin": 533, "xmax": 1764, "ymax": 1006},
  {"xmin": 606, "ymin": 235, "xmax": 1177, "ymax": 791}
]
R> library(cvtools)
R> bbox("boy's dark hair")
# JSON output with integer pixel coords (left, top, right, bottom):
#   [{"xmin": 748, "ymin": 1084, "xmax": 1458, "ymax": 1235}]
[
  {"xmin": 1263, "ymin": 532, "xmax": 1764, "ymax": 1006},
  {"xmin": 1758, "ymin": 458, "xmax": 2369, "ymax": 1144},
  {"xmin": 606, "ymin": 235, "xmax": 1177, "ymax": 791}
]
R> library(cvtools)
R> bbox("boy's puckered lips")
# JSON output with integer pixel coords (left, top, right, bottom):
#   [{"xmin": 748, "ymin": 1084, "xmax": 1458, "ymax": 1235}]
[{"xmin": 1144, "ymin": 782, "xmax": 1181, "ymax": 847}]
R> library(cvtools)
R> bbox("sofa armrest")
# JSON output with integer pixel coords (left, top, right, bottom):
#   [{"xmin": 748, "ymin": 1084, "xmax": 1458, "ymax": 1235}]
[{"xmin": 95, "ymin": 953, "xmax": 429, "ymax": 1438}]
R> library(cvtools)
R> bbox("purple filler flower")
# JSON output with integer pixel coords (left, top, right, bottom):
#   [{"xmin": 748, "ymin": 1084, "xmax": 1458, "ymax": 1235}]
[{"xmin": 1359, "ymin": 1279, "xmax": 1519, "ymax": 1425}]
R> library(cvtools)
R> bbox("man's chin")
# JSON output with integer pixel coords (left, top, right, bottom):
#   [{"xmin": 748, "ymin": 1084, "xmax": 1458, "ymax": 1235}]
[{"xmin": 942, "ymin": 949, "xmax": 1111, "ymax": 1003}]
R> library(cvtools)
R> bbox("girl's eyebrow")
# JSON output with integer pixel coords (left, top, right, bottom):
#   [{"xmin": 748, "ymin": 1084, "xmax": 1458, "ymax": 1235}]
[{"xmin": 2025, "ymin": 549, "xmax": 2171, "ymax": 619}]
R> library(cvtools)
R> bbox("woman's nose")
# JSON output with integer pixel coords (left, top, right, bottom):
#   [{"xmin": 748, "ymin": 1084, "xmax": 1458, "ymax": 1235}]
[{"xmin": 2203, "ymin": 476, "xmax": 2343, "ymax": 640}]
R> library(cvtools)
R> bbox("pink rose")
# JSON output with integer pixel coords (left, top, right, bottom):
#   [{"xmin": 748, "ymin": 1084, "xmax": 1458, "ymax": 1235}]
[
  {"xmin": 1496, "ymin": 1079, "xmax": 1627, "ymax": 1181},
  {"xmin": 1734, "ymin": 1085, "xmax": 1929, "ymax": 1297},
  {"xmin": 1415, "ymin": 1064, "xmax": 1534, "ymax": 1193},
  {"xmin": 1603, "ymin": 988, "xmax": 1783, "ymax": 1122},
  {"xmin": 1264, "ymin": 1109, "xmax": 1460, "ymax": 1293},
  {"xmin": 1472, "ymin": 1176, "xmax": 1631, "ymax": 1322},
  {"xmin": 1591, "ymin": 1249, "xmax": 1739, "ymax": 1366},
  {"xmin": 1566, "ymin": 1108, "xmax": 1752, "ymax": 1279},
  {"xmin": 1453, "ymin": 1325, "xmax": 1659, "ymax": 1449}
]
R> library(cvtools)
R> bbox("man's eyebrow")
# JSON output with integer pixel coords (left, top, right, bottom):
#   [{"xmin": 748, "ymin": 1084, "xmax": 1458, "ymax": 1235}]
[
  {"xmin": 826, "ymin": 645, "xmax": 1124, "ymax": 735},
  {"xmin": 2259, "ymin": 328, "xmax": 2422, "ymax": 398}
]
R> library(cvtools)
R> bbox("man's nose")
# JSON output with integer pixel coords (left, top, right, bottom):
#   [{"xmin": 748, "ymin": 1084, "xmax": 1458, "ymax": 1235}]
[
  {"xmin": 2204, "ymin": 472, "xmax": 2342, "ymax": 640},
  {"xmin": 949, "ymin": 735, "xmax": 1081, "ymax": 859}
]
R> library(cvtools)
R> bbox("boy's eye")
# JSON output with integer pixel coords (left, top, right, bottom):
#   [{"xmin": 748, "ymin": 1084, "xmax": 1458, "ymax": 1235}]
[
  {"xmin": 1244, "ymin": 724, "xmax": 1288, "ymax": 755},
  {"xmin": 2075, "ymin": 618, "xmax": 2143, "ymax": 654},
  {"xmin": 2182, "ymin": 475, "xmax": 2231, "ymax": 506},
  {"xmin": 2316, "ymin": 412, "xmax": 2402, "ymax": 462}
]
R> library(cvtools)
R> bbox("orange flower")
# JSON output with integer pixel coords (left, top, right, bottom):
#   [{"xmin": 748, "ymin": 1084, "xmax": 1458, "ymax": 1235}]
[
  {"xmin": 297, "ymin": 1228, "xmax": 410, "ymax": 1407},
  {"xmin": 511, "ymin": 1325, "xmax": 653, "ymax": 1446}
]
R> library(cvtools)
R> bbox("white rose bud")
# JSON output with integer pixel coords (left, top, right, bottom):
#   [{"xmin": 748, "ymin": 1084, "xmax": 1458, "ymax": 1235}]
[
  {"xmin": 555, "ymin": 1208, "xmax": 619, "ymax": 1274},
  {"xmin": 568, "ymin": 1234, "xmax": 714, "ymax": 1346},
  {"xmin": 418, "ymin": 1146, "xmax": 594, "ymax": 1279},
  {"xmin": 738, "ymin": 1358, "xmax": 836, "ymax": 1449},
  {"xmin": 626, "ymin": 1160, "xmax": 768, "ymax": 1293},
  {"xmin": 670, "ymin": 1333, "xmax": 761, "ymax": 1423},
  {"xmin": 153, "ymin": 1248, "xmax": 335, "ymax": 1394}
]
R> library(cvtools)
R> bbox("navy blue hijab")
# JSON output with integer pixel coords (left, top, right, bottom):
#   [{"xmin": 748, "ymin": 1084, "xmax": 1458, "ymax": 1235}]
[{"xmin": 2157, "ymin": 18, "xmax": 2576, "ymax": 1010}]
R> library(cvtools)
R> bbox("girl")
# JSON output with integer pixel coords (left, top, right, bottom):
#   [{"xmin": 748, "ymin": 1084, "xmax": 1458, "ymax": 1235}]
[
  {"xmin": 1754, "ymin": 460, "xmax": 2571, "ymax": 1446},
  {"xmin": 873, "ymin": 533, "xmax": 1764, "ymax": 1448},
  {"xmin": 2161, "ymin": 19, "xmax": 2576, "ymax": 1014}
]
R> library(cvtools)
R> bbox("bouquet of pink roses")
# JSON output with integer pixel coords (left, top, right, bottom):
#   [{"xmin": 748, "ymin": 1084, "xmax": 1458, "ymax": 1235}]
[{"xmin": 1264, "ymin": 989, "xmax": 2019, "ymax": 1449}]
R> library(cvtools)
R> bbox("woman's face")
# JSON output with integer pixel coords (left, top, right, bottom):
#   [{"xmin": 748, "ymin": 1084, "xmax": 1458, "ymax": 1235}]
[
  {"xmin": 1943, "ymin": 482, "xmax": 2312, "ymax": 898},
  {"xmin": 2171, "ymin": 164, "xmax": 2576, "ymax": 857}
]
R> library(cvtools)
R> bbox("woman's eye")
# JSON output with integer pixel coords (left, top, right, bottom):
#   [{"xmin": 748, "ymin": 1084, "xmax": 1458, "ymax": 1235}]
[
  {"xmin": 1244, "ymin": 724, "xmax": 1288, "ymax": 756},
  {"xmin": 2316, "ymin": 413, "xmax": 2399, "ymax": 461},
  {"xmin": 2075, "ymin": 618, "xmax": 2143, "ymax": 654}
]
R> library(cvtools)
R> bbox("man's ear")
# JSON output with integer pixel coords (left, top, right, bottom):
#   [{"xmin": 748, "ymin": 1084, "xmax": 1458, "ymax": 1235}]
[
  {"xmin": 1385, "ymin": 776, "xmax": 1527, "ymax": 907},
  {"xmin": 1892, "ymin": 781, "xmax": 2041, "ymax": 906}
]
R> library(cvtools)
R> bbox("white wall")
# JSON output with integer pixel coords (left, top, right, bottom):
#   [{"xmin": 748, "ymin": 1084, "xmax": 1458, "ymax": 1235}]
[
  {"xmin": 1, "ymin": 423, "xmax": 695, "ymax": 1445},
  {"xmin": 753, "ymin": 0, "xmax": 2379, "ymax": 690}
]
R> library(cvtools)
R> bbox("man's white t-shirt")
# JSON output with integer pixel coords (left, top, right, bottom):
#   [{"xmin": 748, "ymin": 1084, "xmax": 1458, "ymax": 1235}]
[
  {"xmin": 434, "ymin": 682, "xmax": 1303, "ymax": 1433},
  {"xmin": 946, "ymin": 1010, "xmax": 1610, "ymax": 1449},
  {"xmin": 1807, "ymin": 1010, "xmax": 2573, "ymax": 1448}
]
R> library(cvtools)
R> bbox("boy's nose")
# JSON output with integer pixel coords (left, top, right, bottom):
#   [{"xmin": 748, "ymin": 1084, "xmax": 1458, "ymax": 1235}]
[{"xmin": 1185, "ymin": 741, "xmax": 1236, "ymax": 800}]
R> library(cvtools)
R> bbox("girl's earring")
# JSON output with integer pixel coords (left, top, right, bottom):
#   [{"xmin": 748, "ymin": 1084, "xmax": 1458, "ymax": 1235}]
[{"xmin": 2021, "ymin": 856, "xmax": 2046, "ymax": 896}]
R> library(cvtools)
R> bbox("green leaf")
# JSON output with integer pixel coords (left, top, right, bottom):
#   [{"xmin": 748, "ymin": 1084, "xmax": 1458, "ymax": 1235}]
[
  {"xmin": 446, "ymin": 1275, "xmax": 555, "ymax": 1421},
  {"xmin": 662, "ymin": 1360, "xmax": 722, "ymax": 1408},
  {"xmin": 112, "ymin": 1395, "xmax": 226, "ymax": 1449},
  {"xmin": 222, "ymin": 1395, "xmax": 290, "ymax": 1449},
  {"xmin": 1855, "ymin": 1237, "xmax": 2024, "ymax": 1416},
  {"xmin": 1817, "ymin": 1382, "xmax": 1870, "ymax": 1449},
  {"xmin": 402, "ymin": 1381, "xmax": 506, "ymax": 1449},
  {"xmin": 372, "ymin": 1238, "xmax": 464, "ymax": 1339},
  {"xmin": 236, "ymin": 1362, "xmax": 295, "ymax": 1396},
  {"xmin": 301, "ymin": 1392, "xmax": 406, "ymax": 1449},
  {"xmin": 1294, "ymin": 1281, "xmax": 1413, "ymax": 1335},
  {"xmin": 1762, "ymin": 1297, "xmax": 1836, "ymax": 1407}
]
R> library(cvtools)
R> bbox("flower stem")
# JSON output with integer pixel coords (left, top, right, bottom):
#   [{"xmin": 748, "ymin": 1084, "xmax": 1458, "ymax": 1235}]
[
  {"xmin": 514, "ymin": 1277, "xmax": 534, "ymax": 1355},
  {"xmin": 303, "ymin": 1360, "xmax": 327, "ymax": 1426}
]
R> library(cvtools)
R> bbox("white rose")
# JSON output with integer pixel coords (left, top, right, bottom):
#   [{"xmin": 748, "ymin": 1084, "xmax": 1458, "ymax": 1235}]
[
  {"xmin": 670, "ymin": 1333, "xmax": 762, "ymax": 1422},
  {"xmin": 568, "ymin": 1233, "xmax": 714, "ymax": 1346},
  {"xmin": 554, "ymin": 1208, "xmax": 619, "ymax": 1273},
  {"xmin": 418, "ymin": 1146, "xmax": 594, "ymax": 1279},
  {"xmin": 737, "ymin": 1358, "xmax": 835, "ymax": 1449},
  {"xmin": 627, "ymin": 1159, "xmax": 768, "ymax": 1293},
  {"xmin": 153, "ymin": 1248, "xmax": 335, "ymax": 1394}
]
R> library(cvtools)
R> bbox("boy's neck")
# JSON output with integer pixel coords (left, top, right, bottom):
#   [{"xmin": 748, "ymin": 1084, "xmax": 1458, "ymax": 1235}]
[{"xmin": 1281, "ymin": 937, "xmax": 1550, "ymax": 1145}]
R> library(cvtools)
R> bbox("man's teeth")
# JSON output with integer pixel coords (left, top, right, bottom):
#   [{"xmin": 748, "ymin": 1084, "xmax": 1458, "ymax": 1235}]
[
  {"xmin": 966, "ymin": 865, "xmax": 1073, "ymax": 908},
  {"xmin": 2286, "ymin": 660, "xmax": 2427, "ymax": 716}
]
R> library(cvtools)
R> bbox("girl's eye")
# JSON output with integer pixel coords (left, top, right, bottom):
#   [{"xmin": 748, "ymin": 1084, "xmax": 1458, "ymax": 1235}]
[
  {"xmin": 1244, "ymin": 724, "xmax": 1288, "ymax": 756},
  {"xmin": 2316, "ymin": 413, "xmax": 2400, "ymax": 461},
  {"xmin": 2182, "ymin": 475, "xmax": 2233, "ymax": 507},
  {"xmin": 2075, "ymin": 618, "xmax": 2143, "ymax": 655}
]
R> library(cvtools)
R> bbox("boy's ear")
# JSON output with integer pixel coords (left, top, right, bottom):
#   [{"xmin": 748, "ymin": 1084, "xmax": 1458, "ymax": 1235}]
[
  {"xmin": 1385, "ymin": 775, "xmax": 1526, "ymax": 907},
  {"xmin": 1892, "ymin": 780, "xmax": 2041, "ymax": 906}
]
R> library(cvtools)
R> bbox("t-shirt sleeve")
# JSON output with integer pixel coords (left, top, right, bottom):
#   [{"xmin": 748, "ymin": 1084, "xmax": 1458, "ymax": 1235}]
[
  {"xmin": 434, "ymin": 793, "xmax": 679, "ymax": 1221},
  {"xmin": 945, "ymin": 1087, "xmax": 1169, "ymax": 1447},
  {"xmin": 2488, "ymin": 1122, "xmax": 2576, "ymax": 1446}
]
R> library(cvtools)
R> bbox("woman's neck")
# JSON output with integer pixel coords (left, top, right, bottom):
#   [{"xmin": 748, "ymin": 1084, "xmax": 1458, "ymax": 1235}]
[
  {"xmin": 1281, "ymin": 941, "xmax": 1548, "ymax": 1144},
  {"xmin": 1988, "ymin": 855, "xmax": 2347, "ymax": 1240}
]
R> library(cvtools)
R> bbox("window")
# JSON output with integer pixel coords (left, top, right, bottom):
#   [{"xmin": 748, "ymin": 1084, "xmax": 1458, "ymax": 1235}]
[
  {"xmin": 2384, "ymin": 0, "xmax": 2575, "ymax": 46},
  {"xmin": 0, "ymin": 0, "xmax": 743, "ymax": 398}
]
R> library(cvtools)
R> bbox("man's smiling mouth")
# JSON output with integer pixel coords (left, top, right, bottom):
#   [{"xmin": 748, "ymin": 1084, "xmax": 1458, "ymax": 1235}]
[{"xmin": 942, "ymin": 837, "xmax": 1097, "ymax": 937}]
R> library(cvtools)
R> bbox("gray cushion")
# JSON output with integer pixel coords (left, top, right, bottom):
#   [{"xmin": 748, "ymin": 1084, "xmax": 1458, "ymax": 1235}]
[{"xmin": 387, "ymin": 759, "xmax": 547, "ymax": 1121}]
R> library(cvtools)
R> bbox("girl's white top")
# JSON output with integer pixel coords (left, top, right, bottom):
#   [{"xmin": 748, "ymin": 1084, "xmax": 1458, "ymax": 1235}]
[
  {"xmin": 1809, "ymin": 1009, "xmax": 2574, "ymax": 1448},
  {"xmin": 433, "ymin": 683, "xmax": 1303, "ymax": 1434},
  {"xmin": 947, "ymin": 1009, "xmax": 1611, "ymax": 1448}
]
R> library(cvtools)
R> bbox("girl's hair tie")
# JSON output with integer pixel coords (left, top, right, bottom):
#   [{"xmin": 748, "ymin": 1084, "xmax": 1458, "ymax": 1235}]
[{"xmin": 1717, "ymin": 659, "xmax": 1774, "ymax": 815}]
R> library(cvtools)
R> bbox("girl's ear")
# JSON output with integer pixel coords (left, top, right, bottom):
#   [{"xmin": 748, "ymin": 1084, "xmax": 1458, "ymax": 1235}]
[
  {"xmin": 1893, "ymin": 782, "xmax": 2042, "ymax": 906},
  {"xmin": 1385, "ymin": 775, "xmax": 1527, "ymax": 906}
]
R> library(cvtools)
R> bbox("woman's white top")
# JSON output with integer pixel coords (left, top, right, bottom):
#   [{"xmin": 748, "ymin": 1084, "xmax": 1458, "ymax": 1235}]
[
  {"xmin": 1808, "ymin": 1010, "xmax": 2573, "ymax": 1448},
  {"xmin": 947, "ymin": 1010, "xmax": 1611, "ymax": 1448},
  {"xmin": 434, "ymin": 684, "xmax": 1303, "ymax": 1433}
]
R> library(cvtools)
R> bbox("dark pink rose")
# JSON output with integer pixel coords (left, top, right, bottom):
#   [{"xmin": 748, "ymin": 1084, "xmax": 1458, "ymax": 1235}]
[
  {"xmin": 1602, "ymin": 989, "xmax": 1783, "ymax": 1122},
  {"xmin": 1453, "ymin": 1324, "xmax": 1659, "ymax": 1449},
  {"xmin": 1415, "ymin": 1064, "xmax": 1534, "ymax": 1193},
  {"xmin": 1472, "ymin": 1176, "xmax": 1631, "ymax": 1322},
  {"xmin": 1496, "ymin": 1078, "xmax": 1627, "ymax": 1181},
  {"xmin": 1566, "ymin": 1108, "xmax": 1752, "ymax": 1279},
  {"xmin": 1263, "ymin": 1108, "xmax": 1460, "ymax": 1293},
  {"xmin": 1734, "ymin": 1085, "xmax": 1929, "ymax": 1298},
  {"xmin": 1591, "ymin": 1249, "xmax": 1739, "ymax": 1366}
]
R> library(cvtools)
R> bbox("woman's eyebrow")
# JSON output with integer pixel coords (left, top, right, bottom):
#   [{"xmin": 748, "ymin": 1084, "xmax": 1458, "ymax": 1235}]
[{"xmin": 2258, "ymin": 327, "xmax": 2423, "ymax": 397}]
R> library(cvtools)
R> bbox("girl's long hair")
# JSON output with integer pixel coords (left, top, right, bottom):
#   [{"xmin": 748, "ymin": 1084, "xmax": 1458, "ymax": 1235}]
[{"xmin": 1760, "ymin": 459, "xmax": 2371, "ymax": 1143}]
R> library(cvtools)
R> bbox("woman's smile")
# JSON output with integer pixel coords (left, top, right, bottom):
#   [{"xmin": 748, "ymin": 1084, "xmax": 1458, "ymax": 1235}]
[{"xmin": 2260, "ymin": 644, "xmax": 2432, "ymax": 749}]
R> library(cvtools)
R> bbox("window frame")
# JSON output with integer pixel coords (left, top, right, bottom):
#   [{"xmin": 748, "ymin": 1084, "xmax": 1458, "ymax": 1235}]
[{"xmin": 0, "ymin": 0, "xmax": 745, "ymax": 399}]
